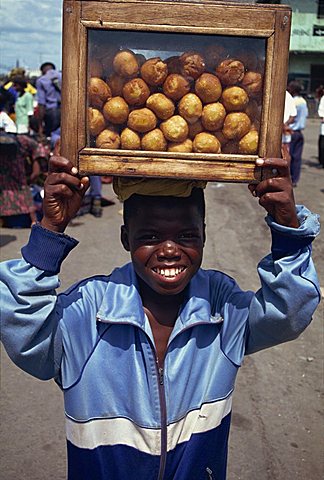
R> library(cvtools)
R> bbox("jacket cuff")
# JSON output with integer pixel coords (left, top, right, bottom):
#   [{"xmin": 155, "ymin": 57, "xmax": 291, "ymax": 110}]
[
  {"xmin": 266, "ymin": 205, "xmax": 320, "ymax": 260},
  {"xmin": 21, "ymin": 223, "xmax": 79, "ymax": 274}
]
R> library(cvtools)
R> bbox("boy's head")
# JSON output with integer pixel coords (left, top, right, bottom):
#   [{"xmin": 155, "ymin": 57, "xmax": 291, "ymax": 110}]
[{"xmin": 121, "ymin": 188, "xmax": 206, "ymax": 297}]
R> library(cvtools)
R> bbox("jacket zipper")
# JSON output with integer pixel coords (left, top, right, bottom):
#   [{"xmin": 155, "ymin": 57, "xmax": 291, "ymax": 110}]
[
  {"xmin": 154, "ymin": 320, "xmax": 221, "ymax": 479},
  {"xmin": 96, "ymin": 318, "xmax": 219, "ymax": 478},
  {"xmin": 156, "ymin": 362, "xmax": 167, "ymax": 480},
  {"xmin": 97, "ymin": 318, "xmax": 168, "ymax": 478}
]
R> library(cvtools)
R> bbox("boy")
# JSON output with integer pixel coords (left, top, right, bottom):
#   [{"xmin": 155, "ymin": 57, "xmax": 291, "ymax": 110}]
[{"xmin": 0, "ymin": 154, "xmax": 320, "ymax": 480}]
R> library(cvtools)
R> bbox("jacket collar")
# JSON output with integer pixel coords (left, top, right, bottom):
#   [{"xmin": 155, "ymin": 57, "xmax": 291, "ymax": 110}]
[{"xmin": 96, "ymin": 263, "xmax": 222, "ymax": 338}]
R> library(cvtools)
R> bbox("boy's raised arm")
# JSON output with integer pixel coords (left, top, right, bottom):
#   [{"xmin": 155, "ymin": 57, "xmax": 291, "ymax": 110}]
[
  {"xmin": 245, "ymin": 158, "xmax": 320, "ymax": 353},
  {"xmin": 0, "ymin": 156, "xmax": 90, "ymax": 380},
  {"xmin": 41, "ymin": 154, "xmax": 90, "ymax": 233},
  {"xmin": 248, "ymin": 157, "xmax": 299, "ymax": 228}
]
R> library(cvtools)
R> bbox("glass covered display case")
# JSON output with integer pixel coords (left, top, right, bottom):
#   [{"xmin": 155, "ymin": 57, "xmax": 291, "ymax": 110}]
[{"xmin": 62, "ymin": 0, "xmax": 292, "ymax": 182}]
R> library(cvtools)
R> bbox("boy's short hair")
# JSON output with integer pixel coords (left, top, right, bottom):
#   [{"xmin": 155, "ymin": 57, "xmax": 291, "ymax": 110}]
[{"xmin": 123, "ymin": 188, "xmax": 206, "ymax": 227}]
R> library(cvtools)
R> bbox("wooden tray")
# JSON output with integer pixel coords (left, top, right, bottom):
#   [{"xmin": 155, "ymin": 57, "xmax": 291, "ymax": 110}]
[{"xmin": 61, "ymin": 0, "xmax": 292, "ymax": 183}]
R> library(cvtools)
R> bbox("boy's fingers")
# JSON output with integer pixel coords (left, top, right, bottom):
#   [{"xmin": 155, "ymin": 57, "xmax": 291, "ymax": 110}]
[
  {"xmin": 46, "ymin": 171, "xmax": 84, "ymax": 191},
  {"xmin": 80, "ymin": 176, "xmax": 90, "ymax": 191},
  {"xmin": 248, "ymin": 184, "xmax": 257, "ymax": 197},
  {"xmin": 254, "ymin": 177, "xmax": 289, "ymax": 197},
  {"xmin": 46, "ymin": 183, "xmax": 76, "ymax": 198},
  {"xmin": 256, "ymin": 158, "xmax": 290, "ymax": 176},
  {"xmin": 48, "ymin": 156, "xmax": 80, "ymax": 179}
]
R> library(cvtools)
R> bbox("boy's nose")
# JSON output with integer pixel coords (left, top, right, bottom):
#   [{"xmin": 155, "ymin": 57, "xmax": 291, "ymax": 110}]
[{"xmin": 157, "ymin": 240, "xmax": 181, "ymax": 259}]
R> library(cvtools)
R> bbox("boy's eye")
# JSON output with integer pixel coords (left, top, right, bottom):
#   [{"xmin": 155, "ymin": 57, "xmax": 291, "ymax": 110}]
[
  {"xmin": 140, "ymin": 234, "xmax": 159, "ymax": 241},
  {"xmin": 179, "ymin": 232, "xmax": 198, "ymax": 240}
]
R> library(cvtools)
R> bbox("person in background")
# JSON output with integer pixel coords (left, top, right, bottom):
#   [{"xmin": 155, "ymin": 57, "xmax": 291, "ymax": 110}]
[
  {"xmin": 0, "ymin": 132, "xmax": 39, "ymax": 228},
  {"xmin": 3, "ymin": 68, "xmax": 37, "ymax": 120},
  {"xmin": 0, "ymin": 84, "xmax": 16, "ymax": 117},
  {"xmin": 27, "ymin": 116, "xmax": 50, "ymax": 184},
  {"xmin": 89, "ymin": 176, "xmax": 103, "ymax": 217},
  {"xmin": 36, "ymin": 62, "xmax": 61, "ymax": 138},
  {"xmin": 283, "ymin": 90, "xmax": 297, "ymax": 133},
  {"xmin": 282, "ymin": 90, "xmax": 297, "ymax": 164},
  {"xmin": 4, "ymin": 67, "xmax": 37, "ymax": 97},
  {"xmin": 316, "ymin": 85, "xmax": 324, "ymax": 168},
  {"xmin": 12, "ymin": 76, "xmax": 34, "ymax": 134},
  {"xmin": 0, "ymin": 88, "xmax": 17, "ymax": 133},
  {"xmin": 0, "ymin": 110, "xmax": 17, "ymax": 133},
  {"xmin": 287, "ymin": 81, "xmax": 308, "ymax": 187}
]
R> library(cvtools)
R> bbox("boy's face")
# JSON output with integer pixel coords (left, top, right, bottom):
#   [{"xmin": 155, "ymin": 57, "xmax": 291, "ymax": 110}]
[{"xmin": 121, "ymin": 200, "xmax": 205, "ymax": 297}]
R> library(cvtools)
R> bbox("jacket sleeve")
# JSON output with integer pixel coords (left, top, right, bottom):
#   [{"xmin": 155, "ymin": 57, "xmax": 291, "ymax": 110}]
[
  {"xmin": 0, "ymin": 224, "xmax": 78, "ymax": 380},
  {"xmin": 245, "ymin": 205, "xmax": 321, "ymax": 354}
]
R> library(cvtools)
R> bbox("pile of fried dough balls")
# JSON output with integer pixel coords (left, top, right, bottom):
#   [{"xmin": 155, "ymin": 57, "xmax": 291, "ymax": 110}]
[{"xmin": 88, "ymin": 47, "xmax": 263, "ymax": 154}]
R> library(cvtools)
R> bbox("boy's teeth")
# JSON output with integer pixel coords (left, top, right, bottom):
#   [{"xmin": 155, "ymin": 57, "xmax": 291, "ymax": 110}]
[{"xmin": 154, "ymin": 267, "xmax": 185, "ymax": 277}]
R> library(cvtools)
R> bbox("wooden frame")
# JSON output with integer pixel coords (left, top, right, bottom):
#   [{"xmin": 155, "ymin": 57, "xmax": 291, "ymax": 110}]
[{"xmin": 61, "ymin": 0, "xmax": 291, "ymax": 183}]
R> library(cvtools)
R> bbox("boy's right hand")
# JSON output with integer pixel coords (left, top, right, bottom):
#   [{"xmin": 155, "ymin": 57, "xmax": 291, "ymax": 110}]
[{"xmin": 41, "ymin": 155, "xmax": 90, "ymax": 233}]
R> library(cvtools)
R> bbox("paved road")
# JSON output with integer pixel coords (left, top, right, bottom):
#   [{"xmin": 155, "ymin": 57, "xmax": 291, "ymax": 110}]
[{"xmin": 1, "ymin": 119, "xmax": 323, "ymax": 480}]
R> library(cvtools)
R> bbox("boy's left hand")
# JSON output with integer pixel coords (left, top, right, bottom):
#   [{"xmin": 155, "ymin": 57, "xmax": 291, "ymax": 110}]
[{"xmin": 248, "ymin": 158, "xmax": 299, "ymax": 228}]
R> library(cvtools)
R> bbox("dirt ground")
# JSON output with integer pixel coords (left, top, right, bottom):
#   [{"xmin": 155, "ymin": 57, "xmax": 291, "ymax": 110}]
[{"xmin": 1, "ymin": 119, "xmax": 323, "ymax": 479}]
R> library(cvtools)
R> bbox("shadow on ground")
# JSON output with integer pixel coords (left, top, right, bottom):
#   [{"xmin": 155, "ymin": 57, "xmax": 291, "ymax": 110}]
[{"xmin": 0, "ymin": 235, "xmax": 17, "ymax": 248}]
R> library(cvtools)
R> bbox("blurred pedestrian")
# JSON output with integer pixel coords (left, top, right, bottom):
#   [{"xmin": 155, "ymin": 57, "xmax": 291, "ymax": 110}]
[
  {"xmin": 36, "ymin": 62, "xmax": 61, "ymax": 137},
  {"xmin": 12, "ymin": 76, "xmax": 34, "ymax": 134},
  {"xmin": 316, "ymin": 85, "xmax": 324, "ymax": 168},
  {"xmin": 282, "ymin": 90, "xmax": 297, "ymax": 164},
  {"xmin": 0, "ymin": 84, "xmax": 16, "ymax": 117},
  {"xmin": 4, "ymin": 67, "xmax": 37, "ymax": 97},
  {"xmin": 89, "ymin": 176, "xmax": 103, "ymax": 217},
  {"xmin": 0, "ymin": 132, "xmax": 37, "ymax": 227},
  {"xmin": 287, "ymin": 81, "xmax": 308, "ymax": 186},
  {"xmin": 0, "ymin": 88, "xmax": 17, "ymax": 133}
]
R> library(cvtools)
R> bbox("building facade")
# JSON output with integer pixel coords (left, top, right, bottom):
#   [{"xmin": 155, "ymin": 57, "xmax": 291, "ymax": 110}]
[{"xmin": 287, "ymin": 0, "xmax": 324, "ymax": 93}]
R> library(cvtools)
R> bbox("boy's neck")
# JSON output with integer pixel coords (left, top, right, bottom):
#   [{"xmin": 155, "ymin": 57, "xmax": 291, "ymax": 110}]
[
  {"xmin": 138, "ymin": 278, "xmax": 185, "ymax": 327},
  {"xmin": 140, "ymin": 286, "xmax": 185, "ymax": 366}
]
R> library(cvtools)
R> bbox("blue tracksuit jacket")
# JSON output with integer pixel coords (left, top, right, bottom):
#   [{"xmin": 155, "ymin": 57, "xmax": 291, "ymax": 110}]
[{"xmin": 0, "ymin": 205, "xmax": 321, "ymax": 480}]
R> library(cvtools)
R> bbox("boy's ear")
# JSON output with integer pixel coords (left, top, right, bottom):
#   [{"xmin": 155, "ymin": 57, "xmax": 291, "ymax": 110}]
[{"xmin": 121, "ymin": 225, "xmax": 130, "ymax": 251}]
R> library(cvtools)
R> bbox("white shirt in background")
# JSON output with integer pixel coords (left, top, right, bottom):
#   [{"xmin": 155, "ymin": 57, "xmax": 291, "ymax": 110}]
[
  {"xmin": 318, "ymin": 96, "xmax": 324, "ymax": 136},
  {"xmin": 0, "ymin": 111, "xmax": 17, "ymax": 133},
  {"xmin": 282, "ymin": 91, "xmax": 297, "ymax": 144},
  {"xmin": 284, "ymin": 91, "xmax": 297, "ymax": 124}
]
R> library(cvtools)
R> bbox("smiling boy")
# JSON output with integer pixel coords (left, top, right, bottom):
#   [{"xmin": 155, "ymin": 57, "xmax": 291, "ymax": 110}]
[
  {"xmin": 121, "ymin": 189, "xmax": 205, "ymax": 365},
  {"xmin": 0, "ymin": 155, "xmax": 321, "ymax": 480}
]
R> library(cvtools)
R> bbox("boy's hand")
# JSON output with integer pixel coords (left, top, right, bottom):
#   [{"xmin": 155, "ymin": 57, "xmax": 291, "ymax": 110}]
[
  {"xmin": 248, "ymin": 158, "xmax": 299, "ymax": 228},
  {"xmin": 41, "ymin": 155, "xmax": 90, "ymax": 233}
]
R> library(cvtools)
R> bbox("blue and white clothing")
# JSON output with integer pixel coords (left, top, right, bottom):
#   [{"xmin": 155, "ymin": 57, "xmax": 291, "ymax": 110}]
[
  {"xmin": 291, "ymin": 95, "xmax": 308, "ymax": 131},
  {"xmin": 36, "ymin": 69, "xmax": 61, "ymax": 110},
  {"xmin": 0, "ymin": 206, "xmax": 321, "ymax": 480}
]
